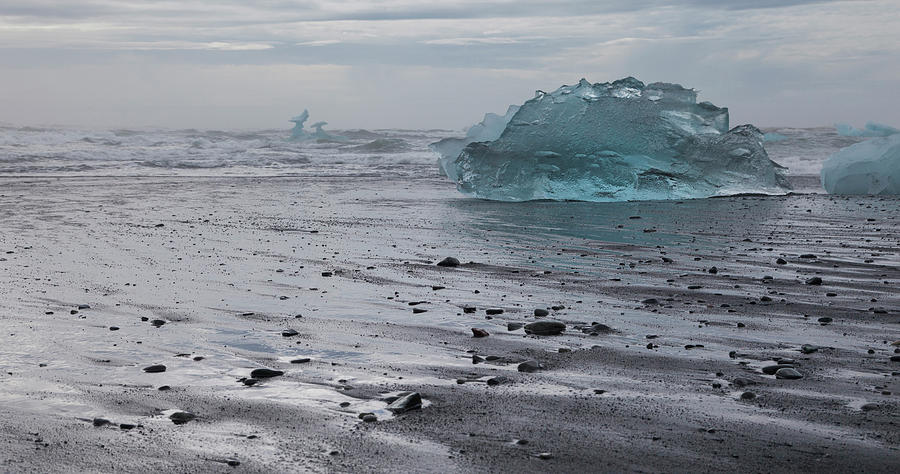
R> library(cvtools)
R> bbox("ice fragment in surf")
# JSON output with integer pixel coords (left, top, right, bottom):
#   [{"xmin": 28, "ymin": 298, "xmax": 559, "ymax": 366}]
[
  {"xmin": 834, "ymin": 122, "xmax": 899, "ymax": 137},
  {"xmin": 289, "ymin": 110, "xmax": 346, "ymax": 142},
  {"xmin": 431, "ymin": 77, "xmax": 790, "ymax": 201},
  {"xmin": 821, "ymin": 133, "xmax": 900, "ymax": 195},
  {"xmin": 430, "ymin": 105, "xmax": 519, "ymax": 177}
]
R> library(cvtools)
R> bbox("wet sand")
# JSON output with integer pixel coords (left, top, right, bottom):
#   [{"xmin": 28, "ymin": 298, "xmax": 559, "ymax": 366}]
[{"xmin": 1, "ymin": 176, "xmax": 898, "ymax": 472}]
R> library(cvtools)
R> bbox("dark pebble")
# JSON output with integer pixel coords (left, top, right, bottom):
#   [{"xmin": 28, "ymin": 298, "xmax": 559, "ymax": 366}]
[
  {"xmin": 250, "ymin": 368, "xmax": 284, "ymax": 378},
  {"xmin": 485, "ymin": 308, "xmax": 504, "ymax": 315},
  {"xmin": 805, "ymin": 277, "xmax": 823, "ymax": 285},
  {"xmin": 386, "ymin": 392, "xmax": 422, "ymax": 414},
  {"xmin": 290, "ymin": 358, "xmax": 311, "ymax": 364},
  {"xmin": 517, "ymin": 360, "xmax": 542, "ymax": 373},
  {"xmin": 775, "ymin": 367, "xmax": 803, "ymax": 379},
  {"xmin": 524, "ymin": 321, "xmax": 566, "ymax": 336},
  {"xmin": 471, "ymin": 328, "xmax": 489, "ymax": 338},
  {"xmin": 169, "ymin": 412, "xmax": 196, "ymax": 425},
  {"xmin": 282, "ymin": 329, "xmax": 299, "ymax": 337},
  {"xmin": 143, "ymin": 364, "xmax": 166, "ymax": 373},
  {"xmin": 533, "ymin": 308, "xmax": 550, "ymax": 317},
  {"xmin": 436, "ymin": 257, "xmax": 460, "ymax": 267}
]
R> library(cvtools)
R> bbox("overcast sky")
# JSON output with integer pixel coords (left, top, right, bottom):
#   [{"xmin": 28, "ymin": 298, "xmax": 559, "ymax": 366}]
[{"xmin": 0, "ymin": 0, "xmax": 897, "ymax": 130}]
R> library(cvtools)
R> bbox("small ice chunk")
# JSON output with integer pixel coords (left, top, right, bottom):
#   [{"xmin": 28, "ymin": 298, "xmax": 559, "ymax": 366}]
[
  {"xmin": 835, "ymin": 122, "xmax": 899, "ymax": 137},
  {"xmin": 821, "ymin": 133, "xmax": 900, "ymax": 195},
  {"xmin": 430, "ymin": 105, "xmax": 519, "ymax": 179},
  {"xmin": 289, "ymin": 110, "xmax": 346, "ymax": 141}
]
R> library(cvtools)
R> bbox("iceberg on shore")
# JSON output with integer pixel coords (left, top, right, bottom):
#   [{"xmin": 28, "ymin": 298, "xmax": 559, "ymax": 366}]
[
  {"xmin": 821, "ymin": 133, "xmax": 900, "ymax": 195},
  {"xmin": 835, "ymin": 122, "xmax": 899, "ymax": 138},
  {"xmin": 289, "ymin": 110, "xmax": 346, "ymax": 141},
  {"xmin": 431, "ymin": 78, "xmax": 790, "ymax": 202}
]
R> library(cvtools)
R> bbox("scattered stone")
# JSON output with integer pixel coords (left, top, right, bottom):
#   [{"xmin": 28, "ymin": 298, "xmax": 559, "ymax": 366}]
[
  {"xmin": 551, "ymin": 305, "xmax": 565, "ymax": 311},
  {"xmin": 534, "ymin": 308, "xmax": 550, "ymax": 317},
  {"xmin": 817, "ymin": 317, "xmax": 832, "ymax": 325},
  {"xmin": 169, "ymin": 412, "xmax": 196, "ymax": 425},
  {"xmin": 150, "ymin": 319, "xmax": 166, "ymax": 327},
  {"xmin": 507, "ymin": 323, "xmax": 524, "ymax": 331},
  {"xmin": 412, "ymin": 308, "xmax": 427, "ymax": 314},
  {"xmin": 386, "ymin": 392, "xmax": 422, "ymax": 414},
  {"xmin": 805, "ymin": 277, "xmax": 823, "ymax": 285},
  {"xmin": 641, "ymin": 298, "xmax": 659, "ymax": 305},
  {"xmin": 242, "ymin": 378, "xmax": 259, "ymax": 386},
  {"xmin": 740, "ymin": 392, "xmax": 756, "ymax": 400},
  {"xmin": 472, "ymin": 354, "xmax": 485, "ymax": 364},
  {"xmin": 282, "ymin": 329, "xmax": 299, "ymax": 337},
  {"xmin": 775, "ymin": 368, "xmax": 803, "ymax": 380},
  {"xmin": 732, "ymin": 378, "xmax": 756, "ymax": 388},
  {"xmin": 799, "ymin": 254, "xmax": 816, "ymax": 259},
  {"xmin": 92, "ymin": 418, "xmax": 111, "ymax": 427},
  {"xmin": 77, "ymin": 304, "xmax": 91, "ymax": 310},
  {"xmin": 361, "ymin": 414, "xmax": 378, "ymax": 422},
  {"xmin": 800, "ymin": 344, "xmax": 820, "ymax": 354},
  {"xmin": 321, "ymin": 271, "xmax": 333, "ymax": 277},
  {"xmin": 463, "ymin": 306, "xmax": 477, "ymax": 313},
  {"xmin": 776, "ymin": 258, "xmax": 787, "ymax": 265},
  {"xmin": 290, "ymin": 358, "xmax": 311, "ymax": 364},
  {"xmin": 109, "ymin": 326, "xmax": 119, "ymax": 331},
  {"xmin": 143, "ymin": 364, "xmax": 166, "ymax": 373},
  {"xmin": 860, "ymin": 403, "xmax": 880, "ymax": 411},
  {"xmin": 119, "ymin": 424, "xmax": 136, "ymax": 430},
  {"xmin": 436, "ymin": 257, "xmax": 460, "ymax": 267},
  {"xmin": 708, "ymin": 266, "xmax": 718, "ymax": 274},
  {"xmin": 486, "ymin": 376, "xmax": 506, "ymax": 386},
  {"xmin": 762, "ymin": 364, "xmax": 794, "ymax": 375},
  {"xmin": 432, "ymin": 286, "xmax": 445, "ymax": 291},
  {"xmin": 485, "ymin": 308, "xmax": 504, "ymax": 315},
  {"xmin": 250, "ymin": 368, "xmax": 284, "ymax": 378},
  {"xmin": 524, "ymin": 321, "xmax": 566, "ymax": 336},
  {"xmin": 471, "ymin": 328, "xmax": 489, "ymax": 338},
  {"xmin": 517, "ymin": 360, "xmax": 542, "ymax": 373},
  {"xmin": 158, "ymin": 385, "xmax": 171, "ymax": 391}
]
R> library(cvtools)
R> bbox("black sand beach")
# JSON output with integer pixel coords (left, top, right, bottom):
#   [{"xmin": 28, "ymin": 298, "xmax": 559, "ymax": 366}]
[{"xmin": 1, "ymin": 176, "xmax": 898, "ymax": 472}]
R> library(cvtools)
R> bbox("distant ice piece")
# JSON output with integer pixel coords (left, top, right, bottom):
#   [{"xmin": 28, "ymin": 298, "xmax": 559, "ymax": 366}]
[
  {"xmin": 289, "ymin": 110, "xmax": 346, "ymax": 141},
  {"xmin": 432, "ymin": 77, "xmax": 790, "ymax": 201},
  {"xmin": 835, "ymin": 122, "xmax": 899, "ymax": 137},
  {"xmin": 821, "ymin": 133, "xmax": 900, "ymax": 195},
  {"xmin": 763, "ymin": 132, "xmax": 788, "ymax": 143},
  {"xmin": 430, "ymin": 105, "xmax": 519, "ymax": 178}
]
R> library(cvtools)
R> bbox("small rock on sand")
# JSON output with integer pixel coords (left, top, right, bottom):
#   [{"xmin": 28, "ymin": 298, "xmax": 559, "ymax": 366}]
[
  {"xmin": 143, "ymin": 364, "xmax": 166, "ymax": 373},
  {"xmin": 517, "ymin": 360, "xmax": 542, "ymax": 373},
  {"xmin": 534, "ymin": 308, "xmax": 549, "ymax": 317},
  {"xmin": 471, "ymin": 328, "xmax": 489, "ymax": 338},
  {"xmin": 386, "ymin": 392, "xmax": 422, "ymax": 414},
  {"xmin": 805, "ymin": 277, "xmax": 823, "ymax": 285},
  {"xmin": 775, "ymin": 368, "xmax": 803, "ymax": 379},
  {"xmin": 436, "ymin": 257, "xmax": 460, "ymax": 267},
  {"xmin": 250, "ymin": 368, "xmax": 284, "ymax": 378},
  {"xmin": 282, "ymin": 329, "xmax": 299, "ymax": 337},
  {"xmin": 169, "ymin": 412, "xmax": 196, "ymax": 425},
  {"xmin": 524, "ymin": 321, "xmax": 566, "ymax": 336},
  {"xmin": 507, "ymin": 323, "xmax": 524, "ymax": 331}
]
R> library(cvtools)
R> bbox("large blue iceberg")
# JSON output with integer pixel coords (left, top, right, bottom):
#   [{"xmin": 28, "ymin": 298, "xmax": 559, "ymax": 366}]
[
  {"xmin": 821, "ymin": 133, "xmax": 900, "ymax": 195},
  {"xmin": 834, "ymin": 122, "xmax": 899, "ymax": 138},
  {"xmin": 431, "ymin": 78, "xmax": 791, "ymax": 201},
  {"xmin": 289, "ymin": 110, "xmax": 346, "ymax": 142}
]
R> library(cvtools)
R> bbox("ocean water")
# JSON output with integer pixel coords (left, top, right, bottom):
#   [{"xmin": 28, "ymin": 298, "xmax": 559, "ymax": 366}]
[{"xmin": 0, "ymin": 124, "xmax": 864, "ymax": 193}]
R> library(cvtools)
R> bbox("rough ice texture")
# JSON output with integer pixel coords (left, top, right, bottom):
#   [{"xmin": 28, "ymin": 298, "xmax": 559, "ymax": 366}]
[
  {"xmin": 289, "ymin": 110, "xmax": 346, "ymax": 142},
  {"xmin": 430, "ymin": 105, "xmax": 519, "ymax": 177},
  {"xmin": 433, "ymin": 77, "xmax": 791, "ymax": 201},
  {"xmin": 835, "ymin": 122, "xmax": 899, "ymax": 137},
  {"xmin": 821, "ymin": 133, "xmax": 900, "ymax": 195}
]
